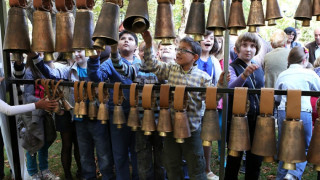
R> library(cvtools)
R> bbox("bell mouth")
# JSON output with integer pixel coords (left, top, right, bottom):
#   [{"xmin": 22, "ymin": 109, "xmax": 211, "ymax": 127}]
[
  {"xmin": 228, "ymin": 149, "xmax": 239, "ymax": 157},
  {"xmin": 214, "ymin": 28, "xmax": 224, "ymax": 37},
  {"xmin": 100, "ymin": 120, "xmax": 107, "ymax": 124},
  {"xmin": 159, "ymin": 132, "xmax": 167, "ymax": 137},
  {"xmin": 193, "ymin": 34, "xmax": 204, "ymax": 42},
  {"xmin": 263, "ymin": 156, "xmax": 274, "ymax": 163},
  {"xmin": 202, "ymin": 141, "xmax": 212, "ymax": 147},
  {"xmin": 161, "ymin": 38, "xmax": 173, "ymax": 46},
  {"xmin": 302, "ymin": 20, "xmax": 310, "ymax": 27},
  {"xmin": 93, "ymin": 38, "xmax": 107, "ymax": 51},
  {"xmin": 268, "ymin": 19, "xmax": 276, "ymax": 26},
  {"xmin": 85, "ymin": 49, "xmax": 97, "ymax": 57},
  {"xmin": 132, "ymin": 17, "xmax": 147, "ymax": 33},
  {"xmin": 283, "ymin": 162, "xmax": 296, "ymax": 170},
  {"xmin": 176, "ymin": 138, "xmax": 185, "ymax": 143},
  {"xmin": 131, "ymin": 126, "xmax": 138, "ymax": 131},
  {"xmin": 248, "ymin": 26, "xmax": 257, "ymax": 33},
  {"xmin": 117, "ymin": 124, "xmax": 122, "ymax": 129},
  {"xmin": 317, "ymin": 16, "xmax": 320, "ymax": 21},
  {"xmin": 144, "ymin": 131, "xmax": 152, "ymax": 136},
  {"xmin": 44, "ymin": 52, "xmax": 54, "ymax": 61},
  {"xmin": 229, "ymin": 28, "xmax": 238, "ymax": 36}
]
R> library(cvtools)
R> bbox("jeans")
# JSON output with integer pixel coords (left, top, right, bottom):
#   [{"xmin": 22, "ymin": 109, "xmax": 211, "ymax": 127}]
[
  {"xmin": 276, "ymin": 110, "xmax": 312, "ymax": 180},
  {"xmin": 26, "ymin": 143, "xmax": 49, "ymax": 176},
  {"xmin": 163, "ymin": 128, "xmax": 206, "ymax": 180},
  {"xmin": 109, "ymin": 112, "xmax": 138, "ymax": 180},
  {"xmin": 135, "ymin": 130, "xmax": 165, "ymax": 180},
  {"xmin": 75, "ymin": 118, "xmax": 115, "ymax": 180}
]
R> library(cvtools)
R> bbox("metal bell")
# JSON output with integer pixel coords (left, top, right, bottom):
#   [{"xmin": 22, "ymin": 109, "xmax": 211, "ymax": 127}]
[
  {"xmin": 185, "ymin": 2, "xmax": 205, "ymax": 41},
  {"xmin": 56, "ymin": 12, "xmax": 74, "ymax": 58},
  {"xmin": 3, "ymin": 7, "xmax": 30, "ymax": 61},
  {"xmin": 123, "ymin": 0, "xmax": 149, "ymax": 33},
  {"xmin": 127, "ymin": 107, "xmax": 140, "ymax": 131},
  {"xmin": 79, "ymin": 101, "xmax": 87, "ymax": 118},
  {"xmin": 142, "ymin": 109, "xmax": 156, "ymax": 136},
  {"xmin": 227, "ymin": 0, "xmax": 246, "ymax": 35},
  {"xmin": 313, "ymin": 0, "xmax": 320, "ymax": 21},
  {"xmin": 228, "ymin": 116, "xmax": 251, "ymax": 157},
  {"xmin": 174, "ymin": 111, "xmax": 191, "ymax": 143},
  {"xmin": 154, "ymin": 3, "xmax": 176, "ymax": 45},
  {"xmin": 201, "ymin": 109, "xmax": 221, "ymax": 147},
  {"xmin": 74, "ymin": 102, "xmax": 80, "ymax": 118},
  {"xmin": 157, "ymin": 108, "xmax": 173, "ymax": 137},
  {"xmin": 72, "ymin": 9, "xmax": 97, "ymax": 56},
  {"xmin": 247, "ymin": 0, "xmax": 265, "ymax": 32},
  {"xmin": 251, "ymin": 115, "xmax": 277, "ymax": 162},
  {"xmin": 278, "ymin": 120, "xmax": 306, "ymax": 170},
  {"xmin": 307, "ymin": 118, "xmax": 320, "ymax": 171},
  {"xmin": 266, "ymin": 0, "xmax": 282, "ymax": 26},
  {"xmin": 206, "ymin": 0, "xmax": 226, "ymax": 36},
  {"xmin": 113, "ymin": 105, "xmax": 126, "ymax": 128},
  {"xmin": 97, "ymin": 103, "xmax": 109, "ymax": 124},
  {"xmin": 61, "ymin": 97, "xmax": 73, "ymax": 111},
  {"xmin": 294, "ymin": 0, "xmax": 312, "ymax": 27},
  {"xmin": 88, "ymin": 101, "xmax": 97, "ymax": 120},
  {"xmin": 92, "ymin": 2, "xmax": 119, "ymax": 50},
  {"xmin": 32, "ymin": 10, "xmax": 55, "ymax": 61}
]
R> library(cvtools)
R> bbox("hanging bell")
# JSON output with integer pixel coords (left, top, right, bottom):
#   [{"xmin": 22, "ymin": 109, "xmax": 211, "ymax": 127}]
[
  {"xmin": 206, "ymin": 0, "xmax": 226, "ymax": 36},
  {"xmin": 228, "ymin": 115, "xmax": 251, "ymax": 157},
  {"xmin": 142, "ymin": 109, "xmax": 156, "ymax": 136},
  {"xmin": 313, "ymin": 0, "xmax": 320, "ymax": 21},
  {"xmin": 74, "ymin": 102, "xmax": 80, "ymax": 118},
  {"xmin": 113, "ymin": 105, "xmax": 126, "ymax": 128},
  {"xmin": 154, "ymin": 3, "xmax": 176, "ymax": 45},
  {"xmin": 278, "ymin": 120, "xmax": 306, "ymax": 170},
  {"xmin": 32, "ymin": 10, "xmax": 55, "ymax": 61},
  {"xmin": 62, "ymin": 98, "xmax": 73, "ymax": 111},
  {"xmin": 97, "ymin": 103, "xmax": 109, "ymax": 124},
  {"xmin": 185, "ymin": 2, "xmax": 205, "ymax": 41},
  {"xmin": 123, "ymin": 0, "xmax": 149, "ymax": 33},
  {"xmin": 157, "ymin": 108, "xmax": 173, "ymax": 137},
  {"xmin": 3, "ymin": 7, "xmax": 31, "ymax": 61},
  {"xmin": 201, "ymin": 109, "xmax": 221, "ymax": 147},
  {"xmin": 247, "ymin": 0, "xmax": 265, "ymax": 32},
  {"xmin": 56, "ymin": 12, "xmax": 74, "ymax": 59},
  {"xmin": 72, "ymin": 9, "xmax": 97, "ymax": 57},
  {"xmin": 251, "ymin": 115, "xmax": 277, "ymax": 162},
  {"xmin": 79, "ymin": 101, "xmax": 87, "ymax": 118},
  {"xmin": 294, "ymin": 0, "xmax": 312, "ymax": 27},
  {"xmin": 174, "ymin": 111, "xmax": 191, "ymax": 143},
  {"xmin": 92, "ymin": 2, "xmax": 119, "ymax": 50},
  {"xmin": 227, "ymin": 0, "xmax": 246, "ymax": 35},
  {"xmin": 307, "ymin": 118, "xmax": 320, "ymax": 171},
  {"xmin": 265, "ymin": 0, "xmax": 282, "ymax": 26},
  {"xmin": 88, "ymin": 101, "xmax": 97, "ymax": 120},
  {"xmin": 127, "ymin": 107, "xmax": 140, "ymax": 131}
]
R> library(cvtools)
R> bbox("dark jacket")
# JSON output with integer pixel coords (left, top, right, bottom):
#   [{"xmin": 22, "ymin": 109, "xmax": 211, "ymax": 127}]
[{"xmin": 305, "ymin": 41, "xmax": 318, "ymax": 65}]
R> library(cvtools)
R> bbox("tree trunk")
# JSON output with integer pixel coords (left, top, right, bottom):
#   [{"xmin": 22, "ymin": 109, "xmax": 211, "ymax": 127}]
[{"xmin": 177, "ymin": 0, "xmax": 191, "ymax": 38}]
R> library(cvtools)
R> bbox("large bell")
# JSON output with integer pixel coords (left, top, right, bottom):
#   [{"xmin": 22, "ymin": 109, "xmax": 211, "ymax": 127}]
[
  {"xmin": 278, "ymin": 120, "xmax": 306, "ymax": 170},
  {"xmin": 201, "ymin": 109, "xmax": 221, "ymax": 147},
  {"xmin": 128, "ymin": 107, "xmax": 140, "ymax": 131},
  {"xmin": 228, "ymin": 116, "xmax": 251, "ymax": 157},
  {"xmin": 56, "ymin": 12, "xmax": 75, "ymax": 60},
  {"xmin": 174, "ymin": 111, "xmax": 191, "ymax": 143},
  {"xmin": 251, "ymin": 115, "xmax": 277, "ymax": 162},
  {"xmin": 157, "ymin": 109, "xmax": 173, "ymax": 137},
  {"xmin": 294, "ymin": 0, "xmax": 312, "ymax": 27},
  {"xmin": 247, "ymin": 0, "xmax": 265, "ymax": 32},
  {"xmin": 142, "ymin": 109, "xmax": 156, "ymax": 136},
  {"xmin": 123, "ymin": 0, "xmax": 149, "ymax": 33},
  {"xmin": 79, "ymin": 101, "xmax": 87, "ymax": 118},
  {"xmin": 265, "ymin": 0, "xmax": 282, "ymax": 26},
  {"xmin": 3, "ymin": 7, "xmax": 30, "ymax": 61},
  {"xmin": 72, "ymin": 9, "xmax": 96, "ymax": 57},
  {"xmin": 307, "ymin": 118, "xmax": 320, "ymax": 171},
  {"xmin": 313, "ymin": 0, "xmax": 320, "ymax": 21},
  {"xmin": 88, "ymin": 101, "xmax": 97, "ymax": 120},
  {"xmin": 74, "ymin": 102, "xmax": 80, "ymax": 118},
  {"xmin": 206, "ymin": 0, "xmax": 226, "ymax": 36},
  {"xmin": 113, "ymin": 105, "xmax": 126, "ymax": 128},
  {"xmin": 97, "ymin": 103, "xmax": 109, "ymax": 124},
  {"xmin": 185, "ymin": 2, "xmax": 205, "ymax": 41},
  {"xmin": 227, "ymin": 0, "xmax": 246, "ymax": 35},
  {"xmin": 92, "ymin": 2, "xmax": 119, "ymax": 50},
  {"xmin": 32, "ymin": 10, "xmax": 55, "ymax": 61},
  {"xmin": 154, "ymin": 3, "xmax": 176, "ymax": 45}
]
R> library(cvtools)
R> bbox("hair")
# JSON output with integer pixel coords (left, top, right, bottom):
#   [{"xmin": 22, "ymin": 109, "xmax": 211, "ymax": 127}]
[
  {"xmin": 180, "ymin": 36, "xmax": 202, "ymax": 57},
  {"xmin": 119, "ymin": 30, "xmax": 138, "ymax": 45},
  {"xmin": 284, "ymin": 27, "xmax": 297, "ymax": 42},
  {"xmin": 314, "ymin": 56, "xmax": 320, "ymax": 68},
  {"xmin": 204, "ymin": 30, "xmax": 213, "ymax": 36},
  {"xmin": 270, "ymin": 29, "xmax": 287, "ymax": 48},
  {"xmin": 287, "ymin": 46, "xmax": 309, "ymax": 68},
  {"xmin": 234, "ymin": 32, "xmax": 261, "ymax": 55},
  {"xmin": 212, "ymin": 37, "xmax": 224, "ymax": 60}
]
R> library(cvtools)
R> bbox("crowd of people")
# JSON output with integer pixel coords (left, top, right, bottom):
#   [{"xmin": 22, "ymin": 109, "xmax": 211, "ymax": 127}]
[{"xmin": 0, "ymin": 26, "xmax": 320, "ymax": 180}]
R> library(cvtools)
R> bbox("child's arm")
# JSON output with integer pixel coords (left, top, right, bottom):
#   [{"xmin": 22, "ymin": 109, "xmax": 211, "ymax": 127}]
[{"xmin": 87, "ymin": 52, "xmax": 110, "ymax": 82}]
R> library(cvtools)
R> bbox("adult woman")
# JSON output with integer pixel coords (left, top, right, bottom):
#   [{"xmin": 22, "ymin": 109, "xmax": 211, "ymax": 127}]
[{"xmin": 284, "ymin": 27, "xmax": 301, "ymax": 49}]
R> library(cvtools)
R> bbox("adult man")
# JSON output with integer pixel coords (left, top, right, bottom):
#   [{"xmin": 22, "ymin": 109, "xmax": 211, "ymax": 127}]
[{"xmin": 305, "ymin": 28, "xmax": 320, "ymax": 65}]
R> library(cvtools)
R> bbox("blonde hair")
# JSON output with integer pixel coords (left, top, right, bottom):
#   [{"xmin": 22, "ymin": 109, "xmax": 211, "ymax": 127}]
[
  {"xmin": 235, "ymin": 32, "xmax": 261, "ymax": 55},
  {"xmin": 314, "ymin": 56, "xmax": 320, "ymax": 68},
  {"xmin": 270, "ymin": 29, "xmax": 287, "ymax": 48}
]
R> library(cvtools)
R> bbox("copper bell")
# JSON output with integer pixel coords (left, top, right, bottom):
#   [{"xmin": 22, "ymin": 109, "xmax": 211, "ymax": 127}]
[
  {"xmin": 92, "ymin": 2, "xmax": 119, "ymax": 50},
  {"xmin": 278, "ymin": 120, "xmax": 306, "ymax": 170},
  {"xmin": 113, "ymin": 105, "xmax": 126, "ymax": 128},
  {"xmin": 128, "ymin": 107, "xmax": 140, "ymax": 131},
  {"xmin": 247, "ymin": 0, "xmax": 265, "ymax": 32},
  {"xmin": 206, "ymin": 0, "xmax": 226, "ymax": 36},
  {"xmin": 157, "ymin": 108, "xmax": 173, "ymax": 137},
  {"xmin": 174, "ymin": 111, "xmax": 191, "ymax": 143},
  {"xmin": 73, "ymin": 9, "xmax": 97, "ymax": 56},
  {"xmin": 227, "ymin": 0, "xmax": 246, "ymax": 35},
  {"xmin": 74, "ymin": 102, "xmax": 80, "ymax": 118},
  {"xmin": 251, "ymin": 115, "xmax": 277, "ymax": 162},
  {"xmin": 32, "ymin": 10, "xmax": 55, "ymax": 61},
  {"xmin": 97, "ymin": 103, "xmax": 109, "ymax": 124},
  {"xmin": 201, "ymin": 109, "xmax": 221, "ymax": 147},
  {"xmin": 294, "ymin": 0, "xmax": 312, "ymax": 27},
  {"xmin": 62, "ymin": 98, "xmax": 73, "ymax": 111},
  {"xmin": 123, "ymin": 0, "xmax": 149, "ymax": 33},
  {"xmin": 3, "ymin": 7, "xmax": 31, "ymax": 61},
  {"xmin": 228, "ymin": 116, "xmax": 251, "ymax": 157},
  {"xmin": 313, "ymin": 0, "xmax": 320, "ymax": 21},
  {"xmin": 142, "ymin": 109, "xmax": 156, "ymax": 136},
  {"xmin": 88, "ymin": 101, "xmax": 97, "ymax": 120},
  {"xmin": 265, "ymin": 0, "xmax": 282, "ymax": 26},
  {"xmin": 185, "ymin": 1, "xmax": 205, "ymax": 41},
  {"xmin": 154, "ymin": 3, "xmax": 176, "ymax": 45},
  {"xmin": 79, "ymin": 100, "xmax": 87, "ymax": 118},
  {"xmin": 307, "ymin": 118, "xmax": 320, "ymax": 171},
  {"xmin": 56, "ymin": 12, "xmax": 75, "ymax": 60}
]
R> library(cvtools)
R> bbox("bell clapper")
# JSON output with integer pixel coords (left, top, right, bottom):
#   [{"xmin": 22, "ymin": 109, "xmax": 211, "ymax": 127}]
[
  {"xmin": 176, "ymin": 138, "xmax": 184, "ymax": 143},
  {"xmin": 228, "ymin": 149, "xmax": 239, "ymax": 157},
  {"xmin": 283, "ymin": 162, "xmax": 296, "ymax": 170},
  {"xmin": 159, "ymin": 132, "xmax": 166, "ymax": 137}
]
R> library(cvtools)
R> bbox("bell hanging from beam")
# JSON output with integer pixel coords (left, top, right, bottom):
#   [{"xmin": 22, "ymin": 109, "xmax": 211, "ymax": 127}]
[
  {"xmin": 227, "ymin": 0, "xmax": 246, "ymax": 35},
  {"xmin": 123, "ymin": 0, "xmax": 150, "ymax": 33},
  {"xmin": 265, "ymin": 0, "xmax": 282, "ymax": 26},
  {"xmin": 185, "ymin": 0, "xmax": 205, "ymax": 41},
  {"xmin": 206, "ymin": 0, "xmax": 226, "ymax": 36},
  {"xmin": 56, "ymin": 12, "xmax": 75, "ymax": 60},
  {"xmin": 247, "ymin": 0, "xmax": 265, "ymax": 32},
  {"xmin": 294, "ymin": 0, "xmax": 312, "ymax": 27}
]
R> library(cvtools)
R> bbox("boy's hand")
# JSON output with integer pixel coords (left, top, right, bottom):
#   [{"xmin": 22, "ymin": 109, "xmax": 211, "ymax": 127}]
[
  {"xmin": 35, "ymin": 98, "xmax": 58, "ymax": 111},
  {"xmin": 141, "ymin": 31, "xmax": 152, "ymax": 49},
  {"xmin": 242, "ymin": 64, "xmax": 259, "ymax": 79},
  {"xmin": 218, "ymin": 71, "xmax": 230, "ymax": 85}
]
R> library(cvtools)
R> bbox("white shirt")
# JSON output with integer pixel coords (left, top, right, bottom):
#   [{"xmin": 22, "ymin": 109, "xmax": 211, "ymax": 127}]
[
  {"xmin": 0, "ymin": 99, "xmax": 35, "ymax": 116},
  {"xmin": 315, "ymin": 45, "xmax": 320, "ymax": 60}
]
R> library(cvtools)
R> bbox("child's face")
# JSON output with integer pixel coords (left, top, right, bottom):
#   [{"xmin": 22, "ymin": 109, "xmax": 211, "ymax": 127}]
[
  {"xmin": 159, "ymin": 44, "xmax": 176, "ymax": 61},
  {"xmin": 200, "ymin": 33, "xmax": 214, "ymax": 53},
  {"xmin": 74, "ymin": 50, "xmax": 87, "ymax": 64},
  {"xmin": 118, "ymin": 33, "xmax": 137, "ymax": 54},
  {"xmin": 176, "ymin": 42, "xmax": 198, "ymax": 69},
  {"xmin": 236, "ymin": 40, "xmax": 257, "ymax": 62}
]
